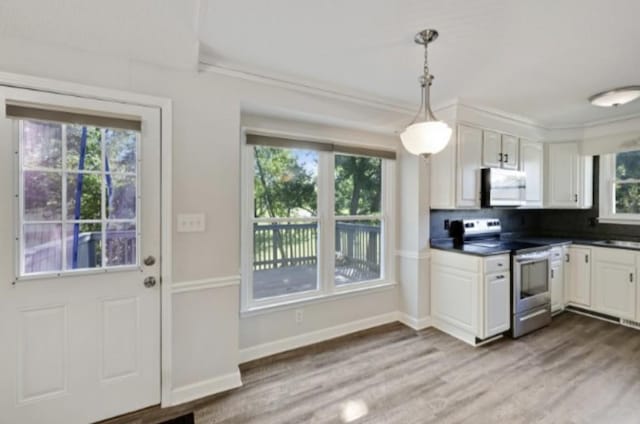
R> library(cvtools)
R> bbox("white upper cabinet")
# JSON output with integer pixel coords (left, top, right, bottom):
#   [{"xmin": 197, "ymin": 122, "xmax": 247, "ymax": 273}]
[
  {"xmin": 429, "ymin": 128, "xmax": 457, "ymax": 209},
  {"xmin": 545, "ymin": 142, "xmax": 593, "ymax": 209},
  {"xmin": 482, "ymin": 130, "xmax": 502, "ymax": 168},
  {"xmin": 482, "ymin": 131, "xmax": 519, "ymax": 169},
  {"xmin": 501, "ymin": 135, "xmax": 519, "ymax": 170},
  {"xmin": 456, "ymin": 124, "xmax": 483, "ymax": 208},
  {"xmin": 519, "ymin": 140, "xmax": 544, "ymax": 207}
]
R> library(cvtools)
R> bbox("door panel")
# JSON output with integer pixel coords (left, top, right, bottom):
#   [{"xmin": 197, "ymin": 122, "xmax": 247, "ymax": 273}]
[
  {"xmin": 482, "ymin": 130, "xmax": 502, "ymax": 168},
  {"xmin": 550, "ymin": 261, "xmax": 563, "ymax": 312},
  {"xmin": 457, "ymin": 125, "xmax": 482, "ymax": 208},
  {"xmin": 567, "ymin": 247, "xmax": 591, "ymax": 306},
  {"xmin": 547, "ymin": 143, "xmax": 578, "ymax": 207},
  {"xmin": 484, "ymin": 272, "xmax": 510, "ymax": 338},
  {"xmin": 593, "ymin": 249, "xmax": 636, "ymax": 320},
  {"xmin": 501, "ymin": 135, "xmax": 519, "ymax": 170},
  {"xmin": 520, "ymin": 140, "xmax": 543, "ymax": 206},
  {"xmin": 0, "ymin": 87, "xmax": 161, "ymax": 424}
]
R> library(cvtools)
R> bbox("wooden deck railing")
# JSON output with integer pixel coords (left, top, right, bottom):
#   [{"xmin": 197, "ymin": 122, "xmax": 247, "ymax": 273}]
[{"xmin": 253, "ymin": 221, "xmax": 380, "ymax": 272}]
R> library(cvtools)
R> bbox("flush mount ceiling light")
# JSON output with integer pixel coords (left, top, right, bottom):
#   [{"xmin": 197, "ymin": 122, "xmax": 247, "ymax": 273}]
[
  {"xmin": 400, "ymin": 29, "xmax": 452, "ymax": 157},
  {"xmin": 589, "ymin": 86, "xmax": 640, "ymax": 108}
]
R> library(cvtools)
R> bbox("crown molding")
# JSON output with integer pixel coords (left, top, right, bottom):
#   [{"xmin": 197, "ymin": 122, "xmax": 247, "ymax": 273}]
[
  {"xmin": 199, "ymin": 59, "xmax": 640, "ymax": 141},
  {"xmin": 199, "ymin": 60, "xmax": 415, "ymax": 115}
]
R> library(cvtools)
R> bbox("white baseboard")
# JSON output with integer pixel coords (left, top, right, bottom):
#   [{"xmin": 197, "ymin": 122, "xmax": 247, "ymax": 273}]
[
  {"xmin": 397, "ymin": 313, "xmax": 432, "ymax": 330},
  {"xmin": 170, "ymin": 369, "xmax": 242, "ymax": 406},
  {"xmin": 239, "ymin": 311, "xmax": 399, "ymax": 363}
]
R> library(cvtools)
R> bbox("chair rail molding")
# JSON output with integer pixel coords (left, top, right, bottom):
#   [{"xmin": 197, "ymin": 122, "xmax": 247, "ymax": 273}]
[{"xmin": 172, "ymin": 275, "xmax": 241, "ymax": 294}]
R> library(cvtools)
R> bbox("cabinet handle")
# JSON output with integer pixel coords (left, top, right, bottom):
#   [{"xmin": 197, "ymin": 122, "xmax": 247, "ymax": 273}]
[
  {"xmin": 574, "ymin": 194, "xmax": 578, "ymax": 202},
  {"xmin": 585, "ymin": 254, "xmax": 589, "ymax": 264},
  {"xmin": 551, "ymin": 269, "xmax": 555, "ymax": 278},
  {"xmin": 499, "ymin": 153, "xmax": 503, "ymax": 163},
  {"xmin": 565, "ymin": 254, "xmax": 570, "ymax": 263},
  {"xmin": 496, "ymin": 275, "xmax": 505, "ymax": 279},
  {"xmin": 504, "ymin": 153, "xmax": 509, "ymax": 163},
  {"xmin": 630, "ymin": 273, "xmax": 634, "ymax": 283}
]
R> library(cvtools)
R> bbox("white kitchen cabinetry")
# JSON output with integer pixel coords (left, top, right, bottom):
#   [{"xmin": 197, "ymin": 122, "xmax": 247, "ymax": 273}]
[
  {"xmin": 456, "ymin": 124, "xmax": 483, "ymax": 208},
  {"xmin": 592, "ymin": 247, "xmax": 636, "ymax": 320},
  {"xmin": 550, "ymin": 246, "xmax": 567, "ymax": 313},
  {"xmin": 482, "ymin": 131, "xmax": 519, "ymax": 170},
  {"xmin": 566, "ymin": 246, "xmax": 592, "ymax": 307},
  {"xmin": 431, "ymin": 249, "xmax": 510, "ymax": 345},
  {"xmin": 519, "ymin": 140, "xmax": 544, "ymax": 208},
  {"xmin": 545, "ymin": 142, "xmax": 593, "ymax": 209}
]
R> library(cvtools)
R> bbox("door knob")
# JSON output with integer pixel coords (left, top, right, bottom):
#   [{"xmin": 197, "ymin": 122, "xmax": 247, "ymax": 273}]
[
  {"xmin": 144, "ymin": 256, "xmax": 156, "ymax": 266},
  {"xmin": 144, "ymin": 276, "xmax": 157, "ymax": 288}
]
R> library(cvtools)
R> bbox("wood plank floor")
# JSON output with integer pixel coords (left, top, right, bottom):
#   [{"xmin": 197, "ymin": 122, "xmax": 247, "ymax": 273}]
[{"xmin": 102, "ymin": 312, "xmax": 640, "ymax": 424}]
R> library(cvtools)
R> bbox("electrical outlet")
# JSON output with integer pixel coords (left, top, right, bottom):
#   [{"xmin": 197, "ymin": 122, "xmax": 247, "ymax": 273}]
[
  {"xmin": 295, "ymin": 309, "xmax": 303, "ymax": 324},
  {"xmin": 177, "ymin": 213, "xmax": 206, "ymax": 233},
  {"xmin": 444, "ymin": 219, "xmax": 450, "ymax": 230}
]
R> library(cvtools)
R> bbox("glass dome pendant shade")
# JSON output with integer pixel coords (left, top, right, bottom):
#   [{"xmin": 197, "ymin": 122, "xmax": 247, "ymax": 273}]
[{"xmin": 400, "ymin": 29, "xmax": 452, "ymax": 158}]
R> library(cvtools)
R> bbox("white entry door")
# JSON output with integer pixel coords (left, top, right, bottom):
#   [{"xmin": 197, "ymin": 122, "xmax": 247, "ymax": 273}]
[{"xmin": 0, "ymin": 87, "xmax": 162, "ymax": 423}]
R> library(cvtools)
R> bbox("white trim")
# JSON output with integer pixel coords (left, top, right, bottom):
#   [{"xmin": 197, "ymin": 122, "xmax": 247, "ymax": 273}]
[
  {"xmin": 397, "ymin": 314, "xmax": 432, "ymax": 331},
  {"xmin": 172, "ymin": 276, "xmax": 241, "ymax": 294},
  {"xmin": 0, "ymin": 71, "xmax": 174, "ymax": 408},
  {"xmin": 169, "ymin": 369, "xmax": 242, "ymax": 407},
  {"xmin": 598, "ymin": 152, "xmax": 640, "ymax": 225},
  {"xmin": 431, "ymin": 316, "xmax": 477, "ymax": 346},
  {"xmin": 395, "ymin": 250, "xmax": 430, "ymax": 260},
  {"xmin": 240, "ymin": 281, "xmax": 397, "ymax": 317},
  {"xmin": 239, "ymin": 311, "xmax": 399, "ymax": 363}
]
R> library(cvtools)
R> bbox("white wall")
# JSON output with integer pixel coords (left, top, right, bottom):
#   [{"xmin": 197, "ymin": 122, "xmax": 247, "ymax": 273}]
[{"xmin": 0, "ymin": 25, "xmax": 413, "ymax": 404}]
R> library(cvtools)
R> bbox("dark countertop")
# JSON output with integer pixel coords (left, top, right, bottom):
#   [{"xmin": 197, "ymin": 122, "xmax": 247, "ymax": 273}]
[{"xmin": 431, "ymin": 236, "xmax": 640, "ymax": 256}]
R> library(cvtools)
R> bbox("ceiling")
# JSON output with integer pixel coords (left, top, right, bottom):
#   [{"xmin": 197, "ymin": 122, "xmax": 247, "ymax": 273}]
[{"xmin": 198, "ymin": 0, "xmax": 640, "ymax": 127}]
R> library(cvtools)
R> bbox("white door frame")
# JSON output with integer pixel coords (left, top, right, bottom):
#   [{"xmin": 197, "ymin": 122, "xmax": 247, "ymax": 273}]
[{"xmin": 0, "ymin": 71, "xmax": 174, "ymax": 407}]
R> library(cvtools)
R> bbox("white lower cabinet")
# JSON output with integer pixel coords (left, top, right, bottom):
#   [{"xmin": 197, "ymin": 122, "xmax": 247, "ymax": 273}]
[
  {"xmin": 550, "ymin": 255, "xmax": 566, "ymax": 314},
  {"xmin": 431, "ymin": 249, "xmax": 510, "ymax": 345},
  {"xmin": 592, "ymin": 247, "xmax": 636, "ymax": 320},
  {"xmin": 566, "ymin": 246, "xmax": 592, "ymax": 307}
]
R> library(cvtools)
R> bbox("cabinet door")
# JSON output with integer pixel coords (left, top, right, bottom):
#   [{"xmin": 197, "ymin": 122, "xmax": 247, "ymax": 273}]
[
  {"xmin": 456, "ymin": 125, "xmax": 482, "ymax": 208},
  {"xmin": 567, "ymin": 247, "xmax": 591, "ymax": 306},
  {"xmin": 431, "ymin": 263, "xmax": 479, "ymax": 334},
  {"xmin": 550, "ymin": 260, "xmax": 564, "ymax": 312},
  {"xmin": 501, "ymin": 135, "xmax": 519, "ymax": 170},
  {"xmin": 482, "ymin": 130, "xmax": 502, "ymax": 168},
  {"xmin": 520, "ymin": 140, "xmax": 543, "ymax": 207},
  {"xmin": 593, "ymin": 251, "xmax": 636, "ymax": 320},
  {"xmin": 484, "ymin": 272, "xmax": 510, "ymax": 338},
  {"xmin": 546, "ymin": 143, "xmax": 578, "ymax": 208}
]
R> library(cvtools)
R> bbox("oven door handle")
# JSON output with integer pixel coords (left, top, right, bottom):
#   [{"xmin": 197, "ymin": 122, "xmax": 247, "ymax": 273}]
[{"xmin": 515, "ymin": 252, "xmax": 550, "ymax": 263}]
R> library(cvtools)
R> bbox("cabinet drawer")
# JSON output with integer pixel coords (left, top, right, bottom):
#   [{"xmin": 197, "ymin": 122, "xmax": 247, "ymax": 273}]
[
  {"xmin": 550, "ymin": 247, "xmax": 563, "ymax": 262},
  {"xmin": 485, "ymin": 255, "xmax": 509, "ymax": 274}
]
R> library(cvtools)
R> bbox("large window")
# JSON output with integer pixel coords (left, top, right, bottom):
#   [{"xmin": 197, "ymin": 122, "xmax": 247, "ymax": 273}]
[
  {"xmin": 243, "ymin": 135, "xmax": 394, "ymax": 310},
  {"xmin": 599, "ymin": 150, "xmax": 640, "ymax": 222}
]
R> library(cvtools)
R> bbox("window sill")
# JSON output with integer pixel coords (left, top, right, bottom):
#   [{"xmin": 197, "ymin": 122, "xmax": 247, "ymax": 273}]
[
  {"xmin": 240, "ymin": 280, "xmax": 398, "ymax": 318},
  {"xmin": 597, "ymin": 216, "xmax": 640, "ymax": 225}
]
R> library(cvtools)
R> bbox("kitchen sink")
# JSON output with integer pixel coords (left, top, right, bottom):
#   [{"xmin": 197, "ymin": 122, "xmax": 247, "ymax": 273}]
[{"xmin": 593, "ymin": 240, "xmax": 640, "ymax": 249}]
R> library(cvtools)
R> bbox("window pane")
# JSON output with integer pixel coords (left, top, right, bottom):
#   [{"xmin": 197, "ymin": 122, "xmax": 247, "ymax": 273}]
[
  {"xmin": 335, "ymin": 220, "xmax": 381, "ymax": 285},
  {"xmin": 24, "ymin": 171, "xmax": 62, "ymax": 221},
  {"xmin": 616, "ymin": 150, "xmax": 640, "ymax": 180},
  {"xmin": 65, "ymin": 223, "xmax": 102, "ymax": 270},
  {"xmin": 615, "ymin": 183, "xmax": 640, "ymax": 214},
  {"xmin": 105, "ymin": 222, "xmax": 136, "ymax": 266},
  {"xmin": 23, "ymin": 121, "xmax": 62, "ymax": 169},
  {"xmin": 66, "ymin": 126, "xmax": 102, "ymax": 171},
  {"xmin": 253, "ymin": 221, "xmax": 318, "ymax": 299},
  {"xmin": 105, "ymin": 129, "xmax": 137, "ymax": 173},
  {"xmin": 253, "ymin": 146, "xmax": 317, "ymax": 218},
  {"xmin": 67, "ymin": 173, "xmax": 102, "ymax": 220},
  {"xmin": 24, "ymin": 223, "xmax": 62, "ymax": 274},
  {"xmin": 335, "ymin": 155, "xmax": 381, "ymax": 216},
  {"xmin": 106, "ymin": 175, "xmax": 136, "ymax": 219}
]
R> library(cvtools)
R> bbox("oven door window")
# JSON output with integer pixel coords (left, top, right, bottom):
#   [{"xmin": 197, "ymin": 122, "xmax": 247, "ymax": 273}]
[{"xmin": 520, "ymin": 260, "xmax": 549, "ymax": 299}]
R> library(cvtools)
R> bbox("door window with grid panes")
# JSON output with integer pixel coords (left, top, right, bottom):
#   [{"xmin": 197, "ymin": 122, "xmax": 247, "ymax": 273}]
[{"xmin": 19, "ymin": 119, "xmax": 139, "ymax": 277}]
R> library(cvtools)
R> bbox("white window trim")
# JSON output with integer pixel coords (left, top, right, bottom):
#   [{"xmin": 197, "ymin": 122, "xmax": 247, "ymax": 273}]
[
  {"xmin": 598, "ymin": 152, "xmax": 640, "ymax": 225},
  {"xmin": 240, "ymin": 129, "xmax": 396, "ymax": 313}
]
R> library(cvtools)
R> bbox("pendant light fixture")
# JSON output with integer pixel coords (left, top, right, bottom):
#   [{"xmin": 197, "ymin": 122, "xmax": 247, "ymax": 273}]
[{"xmin": 400, "ymin": 29, "xmax": 452, "ymax": 157}]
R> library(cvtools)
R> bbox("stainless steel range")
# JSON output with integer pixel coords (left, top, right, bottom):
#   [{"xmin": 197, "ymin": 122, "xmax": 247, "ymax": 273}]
[{"xmin": 452, "ymin": 218, "xmax": 552, "ymax": 338}]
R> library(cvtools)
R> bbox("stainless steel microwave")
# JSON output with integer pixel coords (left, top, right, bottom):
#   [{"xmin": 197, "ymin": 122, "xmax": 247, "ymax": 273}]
[{"xmin": 480, "ymin": 168, "xmax": 526, "ymax": 207}]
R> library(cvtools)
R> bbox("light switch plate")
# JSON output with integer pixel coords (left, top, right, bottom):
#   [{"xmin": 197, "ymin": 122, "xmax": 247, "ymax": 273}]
[{"xmin": 177, "ymin": 213, "xmax": 206, "ymax": 233}]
